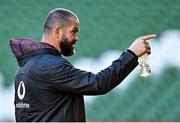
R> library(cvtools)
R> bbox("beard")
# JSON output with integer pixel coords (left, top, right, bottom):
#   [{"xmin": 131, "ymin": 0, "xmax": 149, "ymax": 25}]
[{"xmin": 60, "ymin": 35, "xmax": 76, "ymax": 56}]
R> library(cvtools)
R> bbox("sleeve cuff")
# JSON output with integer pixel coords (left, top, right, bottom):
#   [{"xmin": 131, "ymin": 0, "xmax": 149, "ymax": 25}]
[{"xmin": 127, "ymin": 49, "xmax": 138, "ymax": 59}]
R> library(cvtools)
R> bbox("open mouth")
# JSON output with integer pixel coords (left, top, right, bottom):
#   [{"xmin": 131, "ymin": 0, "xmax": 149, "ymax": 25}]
[
  {"xmin": 71, "ymin": 41, "xmax": 76, "ymax": 48},
  {"xmin": 72, "ymin": 44, "xmax": 75, "ymax": 48}
]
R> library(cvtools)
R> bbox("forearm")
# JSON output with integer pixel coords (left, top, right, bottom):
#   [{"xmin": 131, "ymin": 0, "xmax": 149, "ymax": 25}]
[{"xmin": 92, "ymin": 50, "xmax": 138, "ymax": 94}]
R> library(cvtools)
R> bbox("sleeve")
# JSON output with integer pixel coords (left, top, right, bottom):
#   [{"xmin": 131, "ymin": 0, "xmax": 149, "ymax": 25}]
[{"xmin": 47, "ymin": 51, "xmax": 138, "ymax": 95}]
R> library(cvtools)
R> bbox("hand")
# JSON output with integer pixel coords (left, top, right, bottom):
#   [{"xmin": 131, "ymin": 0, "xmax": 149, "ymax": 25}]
[{"xmin": 128, "ymin": 34, "xmax": 156, "ymax": 57}]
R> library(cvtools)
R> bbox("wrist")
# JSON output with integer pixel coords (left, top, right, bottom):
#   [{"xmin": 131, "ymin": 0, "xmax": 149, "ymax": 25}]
[{"xmin": 127, "ymin": 49, "xmax": 138, "ymax": 59}]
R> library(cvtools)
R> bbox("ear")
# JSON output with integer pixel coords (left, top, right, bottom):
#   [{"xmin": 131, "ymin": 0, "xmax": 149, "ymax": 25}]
[{"xmin": 54, "ymin": 27, "xmax": 63, "ymax": 40}]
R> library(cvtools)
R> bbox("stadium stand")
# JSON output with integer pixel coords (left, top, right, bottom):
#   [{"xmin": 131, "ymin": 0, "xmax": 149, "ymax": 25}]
[{"xmin": 0, "ymin": 0, "xmax": 180, "ymax": 121}]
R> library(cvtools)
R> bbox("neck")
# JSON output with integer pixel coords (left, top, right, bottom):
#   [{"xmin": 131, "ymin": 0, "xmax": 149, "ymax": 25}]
[{"xmin": 41, "ymin": 34, "xmax": 61, "ymax": 53}]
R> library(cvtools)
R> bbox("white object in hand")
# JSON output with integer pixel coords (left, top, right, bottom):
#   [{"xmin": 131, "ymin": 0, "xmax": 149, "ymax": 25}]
[{"xmin": 138, "ymin": 54, "xmax": 151, "ymax": 77}]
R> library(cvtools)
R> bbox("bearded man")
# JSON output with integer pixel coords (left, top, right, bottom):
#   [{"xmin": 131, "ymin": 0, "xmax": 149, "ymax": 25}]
[{"xmin": 10, "ymin": 8, "xmax": 156, "ymax": 122}]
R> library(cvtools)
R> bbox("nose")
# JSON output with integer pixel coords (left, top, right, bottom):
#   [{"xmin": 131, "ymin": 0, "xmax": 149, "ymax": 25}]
[{"xmin": 75, "ymin": 35, "xmax": 79, "ymax": 41}]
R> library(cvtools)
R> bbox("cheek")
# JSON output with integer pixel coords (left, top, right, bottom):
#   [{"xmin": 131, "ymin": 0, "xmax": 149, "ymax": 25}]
[
  {"xmin": 65, "ymin": 33, "xmax": 73, "ymax": 39},
  {"xmin": 72, "ymin": 33, "xmax": 78, "ymax": 40},
  {"xmin": 69, "ymin": 35, "xmax": 76, "ymax": 41}
]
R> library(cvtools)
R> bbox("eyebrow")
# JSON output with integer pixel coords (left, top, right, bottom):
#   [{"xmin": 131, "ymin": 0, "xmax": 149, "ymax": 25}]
[{"xmin": 73, "ymin": 27, "xmax": 79, "ymax": 32}]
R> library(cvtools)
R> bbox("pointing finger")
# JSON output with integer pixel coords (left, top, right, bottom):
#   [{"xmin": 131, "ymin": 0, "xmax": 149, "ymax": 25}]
[{"xmin": 141, "ymin": 34, "xmax": 157, "ymax": 40}]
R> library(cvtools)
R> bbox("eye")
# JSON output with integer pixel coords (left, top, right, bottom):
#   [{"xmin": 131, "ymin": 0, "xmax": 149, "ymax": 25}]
[
  {"xmin": 71, "ymin": 27, "xmax": 79, "ymax": 34},
  {"xmin": 71, "ymin": 30, "xmax": 74, "ymax": 33},
  {"xmin": 73, "ymin": 30, "xmax": 76, "ymax": 33},
  {"xmin": 71, "ymin": 29, "xmax": 78, "ymax": 35}
]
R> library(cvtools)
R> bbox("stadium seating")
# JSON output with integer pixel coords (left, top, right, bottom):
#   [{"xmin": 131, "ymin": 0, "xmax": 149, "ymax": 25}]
[{"xmin": 0, "ymin": 0, "xmax": 180, "ymax": 121}]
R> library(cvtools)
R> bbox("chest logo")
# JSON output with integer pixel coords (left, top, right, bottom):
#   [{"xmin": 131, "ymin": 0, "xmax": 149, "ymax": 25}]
[{"xmin": 17, "ymin": 81, "xmax": 26, "ymax": 100}]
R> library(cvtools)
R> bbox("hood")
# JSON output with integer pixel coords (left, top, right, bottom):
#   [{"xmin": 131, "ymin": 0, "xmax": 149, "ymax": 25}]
[{"xmin": 10, "ymin": 38, "xmax": 60, "ymax": 66}]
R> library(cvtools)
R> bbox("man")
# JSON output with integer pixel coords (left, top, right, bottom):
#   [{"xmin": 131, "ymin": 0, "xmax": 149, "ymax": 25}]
[{"xmin": 10, "ymin": 8, "xmax": 156, "ymax": 122}]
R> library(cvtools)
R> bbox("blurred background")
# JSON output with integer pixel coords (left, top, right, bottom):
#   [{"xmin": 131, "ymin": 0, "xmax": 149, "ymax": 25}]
[{"xmin": 0, "ymin": 0, "xmax": 180, "ymax": 121}]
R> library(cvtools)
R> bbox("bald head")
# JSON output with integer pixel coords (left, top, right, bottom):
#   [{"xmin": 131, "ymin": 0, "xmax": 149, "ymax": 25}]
[{"xmin": 43, "ymin": 8, "xmax": 79, "ymax": 35}]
